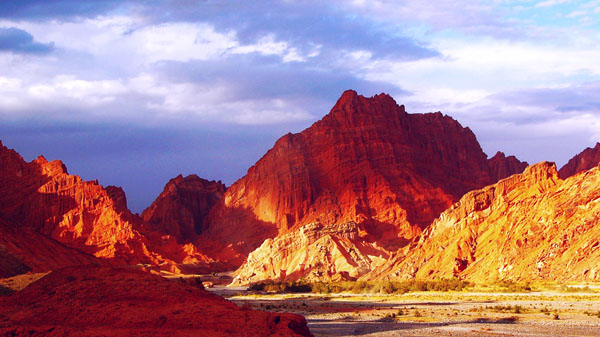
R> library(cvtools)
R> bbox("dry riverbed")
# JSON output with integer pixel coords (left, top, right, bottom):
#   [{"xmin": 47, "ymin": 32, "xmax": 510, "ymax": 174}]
[{"xmin": 210, "ymin": 288, "xmax": 600, "ymax": 336}]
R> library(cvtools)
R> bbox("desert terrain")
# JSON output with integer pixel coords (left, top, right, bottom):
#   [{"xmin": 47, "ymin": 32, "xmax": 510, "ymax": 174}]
[{"xmin": 214, "ymin": 285, "xmax": 600, "ymax": 337}]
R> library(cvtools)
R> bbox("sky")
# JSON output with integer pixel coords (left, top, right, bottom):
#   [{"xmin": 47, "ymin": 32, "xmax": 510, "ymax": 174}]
[{"xmin": 1, "ymin": 0, "xmax": 600, "ymax": 212}]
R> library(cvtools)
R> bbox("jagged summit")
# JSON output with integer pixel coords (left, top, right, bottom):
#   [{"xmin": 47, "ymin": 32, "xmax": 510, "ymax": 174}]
[
  {"xmin": 198, "ymin": 90, "xmax": 527, "ymax": 270},
  {"xmin": 366, "ymin": 159, "xmax": 600, "ymax": 282},
  {"xmin": 559, "ymin": 142, "xmax": 600, "ymax": 179},
  {"xmin": 0, "ymin": 142, "xmax": 219, "ymax": 274},
  {"xmin": 142, "ymin": 174, "xmax": 226, "ymax": 243}
]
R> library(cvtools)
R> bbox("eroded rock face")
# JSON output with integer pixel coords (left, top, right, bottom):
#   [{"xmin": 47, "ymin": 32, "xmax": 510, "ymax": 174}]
[
  {"xmin": 488, "ymin": 151, "xmax": 528, "ymax": 181},
  {"xmin": 0, "ymin": 217, "xmax": 104, "ymax": 278},
  {"xmin": 0, "ymin": 141, "xmax": 219, "ymax": 273},
  {"xmin": 0, "ymin": 265, "xmax": 313, "ymax": 337},
  {"xmin": 559, "ymin": 142, "xmax": 600, "ymax": 179},
  {"xmin": 232, "ymin": 222, "xmax": 389, "ymax": 285},
  {"xmin": 367, "ymin": 161, "xmax": 600, "ymax": 282},
  {"xmin": 142, "ymin": 175, "xmax": 226, "ymax": 243},
  {"xmin": 206, "ymin": 90, "xmax": 526, "ymax": 266}
]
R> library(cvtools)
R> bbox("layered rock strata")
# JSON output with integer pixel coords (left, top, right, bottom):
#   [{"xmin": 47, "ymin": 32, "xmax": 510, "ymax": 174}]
[
  {"xmin": 142, "ymin": 175, "xmax": 226, "ymax": 243},
  {"xmin": 559, "ymin": 142, "xmax": 600, "ymax": 179},
  {"xmin": 204, "ymin": 91, "xmax": 527, "ymax": 266},
  {"xmin": 366, "ymin": 161, "xmax": 600, "ymax": 282},
  {"xmin": 0, "ymin": 141, "xmax": 219, "ymax": 273},
  {"xmin": 232, "ymin": 222, "xmax": 389, "ymax": 285}
]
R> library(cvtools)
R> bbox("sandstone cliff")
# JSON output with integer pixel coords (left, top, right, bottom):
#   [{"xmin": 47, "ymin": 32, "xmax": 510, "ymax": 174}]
[
  {"xmin": 142, "ymin": 175, "xmax": 226, "ymax": 243},
  {"xmin": 205, "ymin": 90, "xmax": 525, "ymax": 270},
  {"xmin": 488, "ymin": 151, "xmax": 528, "ymax": 181},
  {"xmin": 366, "ymin": 161, "xmax": 600, "ymax": 282},
  {"xmin": 0, "ymin": 217, "xmax": 104, "ymax": 278},
  {"xmin": 0, "ymin": 141, "xmax": 219, "ymax": 273},
  {"xmin": 559, "ymin": 142, "xmax": 600, "ymax": 179},
  {"xmin": 231, "ymin": 222, "xmax": 389, "ymax": 284}
]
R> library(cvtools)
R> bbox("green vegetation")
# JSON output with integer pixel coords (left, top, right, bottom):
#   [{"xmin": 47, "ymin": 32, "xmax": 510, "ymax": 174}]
[
  {"xmin": 248, "ymin": 278, "xmax": 472, "ymax": 294},
  {"xmin": 482, "ymin": 304, "xmax": 524, "ymax": 314},
  {"xmin": 583, "ymin": 310, "xmax": 600, "ymax": 318},
  {"xmin": 492, "ymin": 280, "xmax": 532, "ymax": 292},
  {"xmin": 559, "ymin": 285, "xmax": 594, "ymax": 293},
  {"xmin": 246, "ymin": 278, "xmax": 600, "ymax": 295}
]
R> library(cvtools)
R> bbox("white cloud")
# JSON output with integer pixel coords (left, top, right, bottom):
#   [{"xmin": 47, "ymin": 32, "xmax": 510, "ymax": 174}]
[
  {"xmin": 26, "ymin": 75, "xmax": 127, "ymax": 105},
  {"xmin": 134, "ymin": 23, "xmax": 238, "ymax": 63},
  {"xmin": 535, "ymin": 0, "xmax": 571, "ymax": 8}
]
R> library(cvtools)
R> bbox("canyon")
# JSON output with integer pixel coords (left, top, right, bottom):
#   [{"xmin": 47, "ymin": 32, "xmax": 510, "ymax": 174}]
[{"xmin": 2, "ymin": 90, "xmax": 600, "ymax": 336}]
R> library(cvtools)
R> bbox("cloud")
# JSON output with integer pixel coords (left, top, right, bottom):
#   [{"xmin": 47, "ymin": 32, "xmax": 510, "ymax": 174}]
[
  {"xmin": 337, "ymin": 0, "xmax": 520, "ymax": 37},
  {"xmin": 0, "ymin": 14, "xmax": 407, "ymax": 127},
  {"xmin": 431, "ymin": 82, "xmax": 600, "ymax": 166},
  {"xmin": 535, "ymin": 0, "xmax": 572, "ymax": 8},
  {"xmin": 2, "ymin": 0, "xmax": 600, "ymax": 209},
  {"xmin": 0, "ymin": 0, "xmax": 122, "ymax": 20},
  {"xmin": 0, "ymin": 27, "xmax": 54, "ymax": 54},
  {"xmin": 0, "ymin": 121, "xmax": 293, "ymax": 212},
  {"xmin": 137, "ymin": 0, "xmax": 440, "ymax": 61}
]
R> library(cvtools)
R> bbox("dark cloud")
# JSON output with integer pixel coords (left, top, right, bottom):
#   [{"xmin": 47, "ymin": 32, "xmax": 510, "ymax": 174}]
[
  {"xmin": 136, "ymin": 0, "xmax": 439, "ymax": 61},
  {"xmin": 0, "ymin": 0, "xmax": 122, "ymax": 20},
  {"xmin": 0, "ymin": 1, "xmax": 439, "ymax": 61},
  {"xmin": 0, "ymin": 27, "xmax": 54, "ymax": 54},
  {"xmin": 446, "ymin": 82, "xmax": 600, "ymax": 168},
  {"xmin": 155, "ymin": 53, "xmax": 408, "ymax": 104},
  {"xmin": 0, "ymin": 121, "xmax": 293, "ymax": 212},
  {"xmin": 486, "ymin": 83, "xmax": 600, "ymax": 122}
]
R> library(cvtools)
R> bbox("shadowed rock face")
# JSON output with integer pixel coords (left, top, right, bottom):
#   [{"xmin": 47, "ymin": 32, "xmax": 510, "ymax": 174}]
[
  {"xmin": 0, "ymin": 265, "xmax": 313, "ymax": 337},
  {"xmin": 142, "ymin": 174, "xmax": 226, "ymax": 243},
  {"xmin": 488, "ymin": 151, "xmax": 528, "ymax": 182},
  {"xmin": 0, "ymin": 217, "xmax": 104, "ymax": 278},
  {"xmin": 367, "ymin": 161, "xmax": 600, "ymax": 282},
  {"xmin": 203, "ymin": 90, "xmax": 526, "ymax": 268},
  {"xmin": 559, "ymin": 142, "xmax": 600, "ymax": 179}
]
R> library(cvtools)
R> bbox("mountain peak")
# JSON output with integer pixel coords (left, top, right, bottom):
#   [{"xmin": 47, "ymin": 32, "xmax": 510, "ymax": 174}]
[
  {"xmin": 203, "ymin": 90, "xmax": 527, "ymax": 270},
  {"xmin": 559, "ymin": 142, "xmax": 600, "ymax": 179},
  {"xmin": 142, "ymin": 175, "xmax": 226, "ymax": 243},
  {"xmin": 325, "ymin": 90, "xmax": 407, "ymax": 129}
]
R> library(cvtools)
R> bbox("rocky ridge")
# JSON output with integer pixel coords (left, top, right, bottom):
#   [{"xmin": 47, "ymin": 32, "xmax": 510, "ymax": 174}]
[
  {"xmin": 0, "ymin": 141, "xmax": 218, "ymax": 273},
  {"xmin": 0, "ymin": 217, "xmax": 104, "ymax": 278},
  {"xmin": 142, "ymin": 174, "xmax": 226, "ymax": 243},
  {"xmin": 232, "ymin": 221, "xmax": 389, "ymax": 285},
  {"xmin": 559, "ymin": 142, "xmax": 600, "ymax": 179},
  {"xmin": 0, "ymin": 265, "xmax": 313, "ymax": 336},
  {"xmin": 366, "ymin": 161, "xmax": 600, "ymax": 282},
  {"xmin": 201, "ymin": 90, "xmax": 527, "ymax": 269}
]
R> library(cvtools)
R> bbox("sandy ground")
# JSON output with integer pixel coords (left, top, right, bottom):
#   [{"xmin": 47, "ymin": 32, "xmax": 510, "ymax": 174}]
[
  {"xmin": 210, "ymin": 288, "xmax": 600, "ymax": 337},
  {"xmin": 4, "ymin": 272, "xmax": 600, "ymax": 336}
]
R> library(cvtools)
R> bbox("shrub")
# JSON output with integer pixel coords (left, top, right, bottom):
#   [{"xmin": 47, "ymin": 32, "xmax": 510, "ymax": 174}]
[
  {"xmin": 247, "ymin": 278, "xmax": 472, "ymax": 294},
  {"xmin": 495, "ymin": 280, "xmax": 532, "ymax": 292}
]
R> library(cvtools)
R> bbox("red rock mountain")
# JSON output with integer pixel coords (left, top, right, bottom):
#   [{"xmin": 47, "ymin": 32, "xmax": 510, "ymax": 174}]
[
  {"xmin": 366, "ymin": 161, "xmax": 600, "ymax": 282},
  {"xmin": 142, "ymin": 175, "xmax": 226, "ymax": 243},
  {"xmin": 488, "ymin": 151, "xmax": 528, "ymax": 181},
  {"xmin": 559, "ymin": 142, "xmax": 600, "ymax": 179},
  {"xmin": 0, "ymin": 265, "xmax": 312, "ymax": 336},
  {"xmin": 231, "ymin": 221, "xmax": 390, "ymax": 285},
  {"xmin": 0, "ymin": 141, "xmax": 217, "ymax": 273},
  {"xmin": 201, "ymin": 90, "xmax": 527, "ymax": 266},
  {"xmin": 0, "ymin": 217, "xmax": 104, "ymax": 278}
]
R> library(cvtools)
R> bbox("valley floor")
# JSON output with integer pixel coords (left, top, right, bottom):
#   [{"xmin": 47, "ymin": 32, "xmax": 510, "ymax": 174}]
[{"xmin": 212, "ymin": 288, "xmax": 600, "ymax": 337}]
